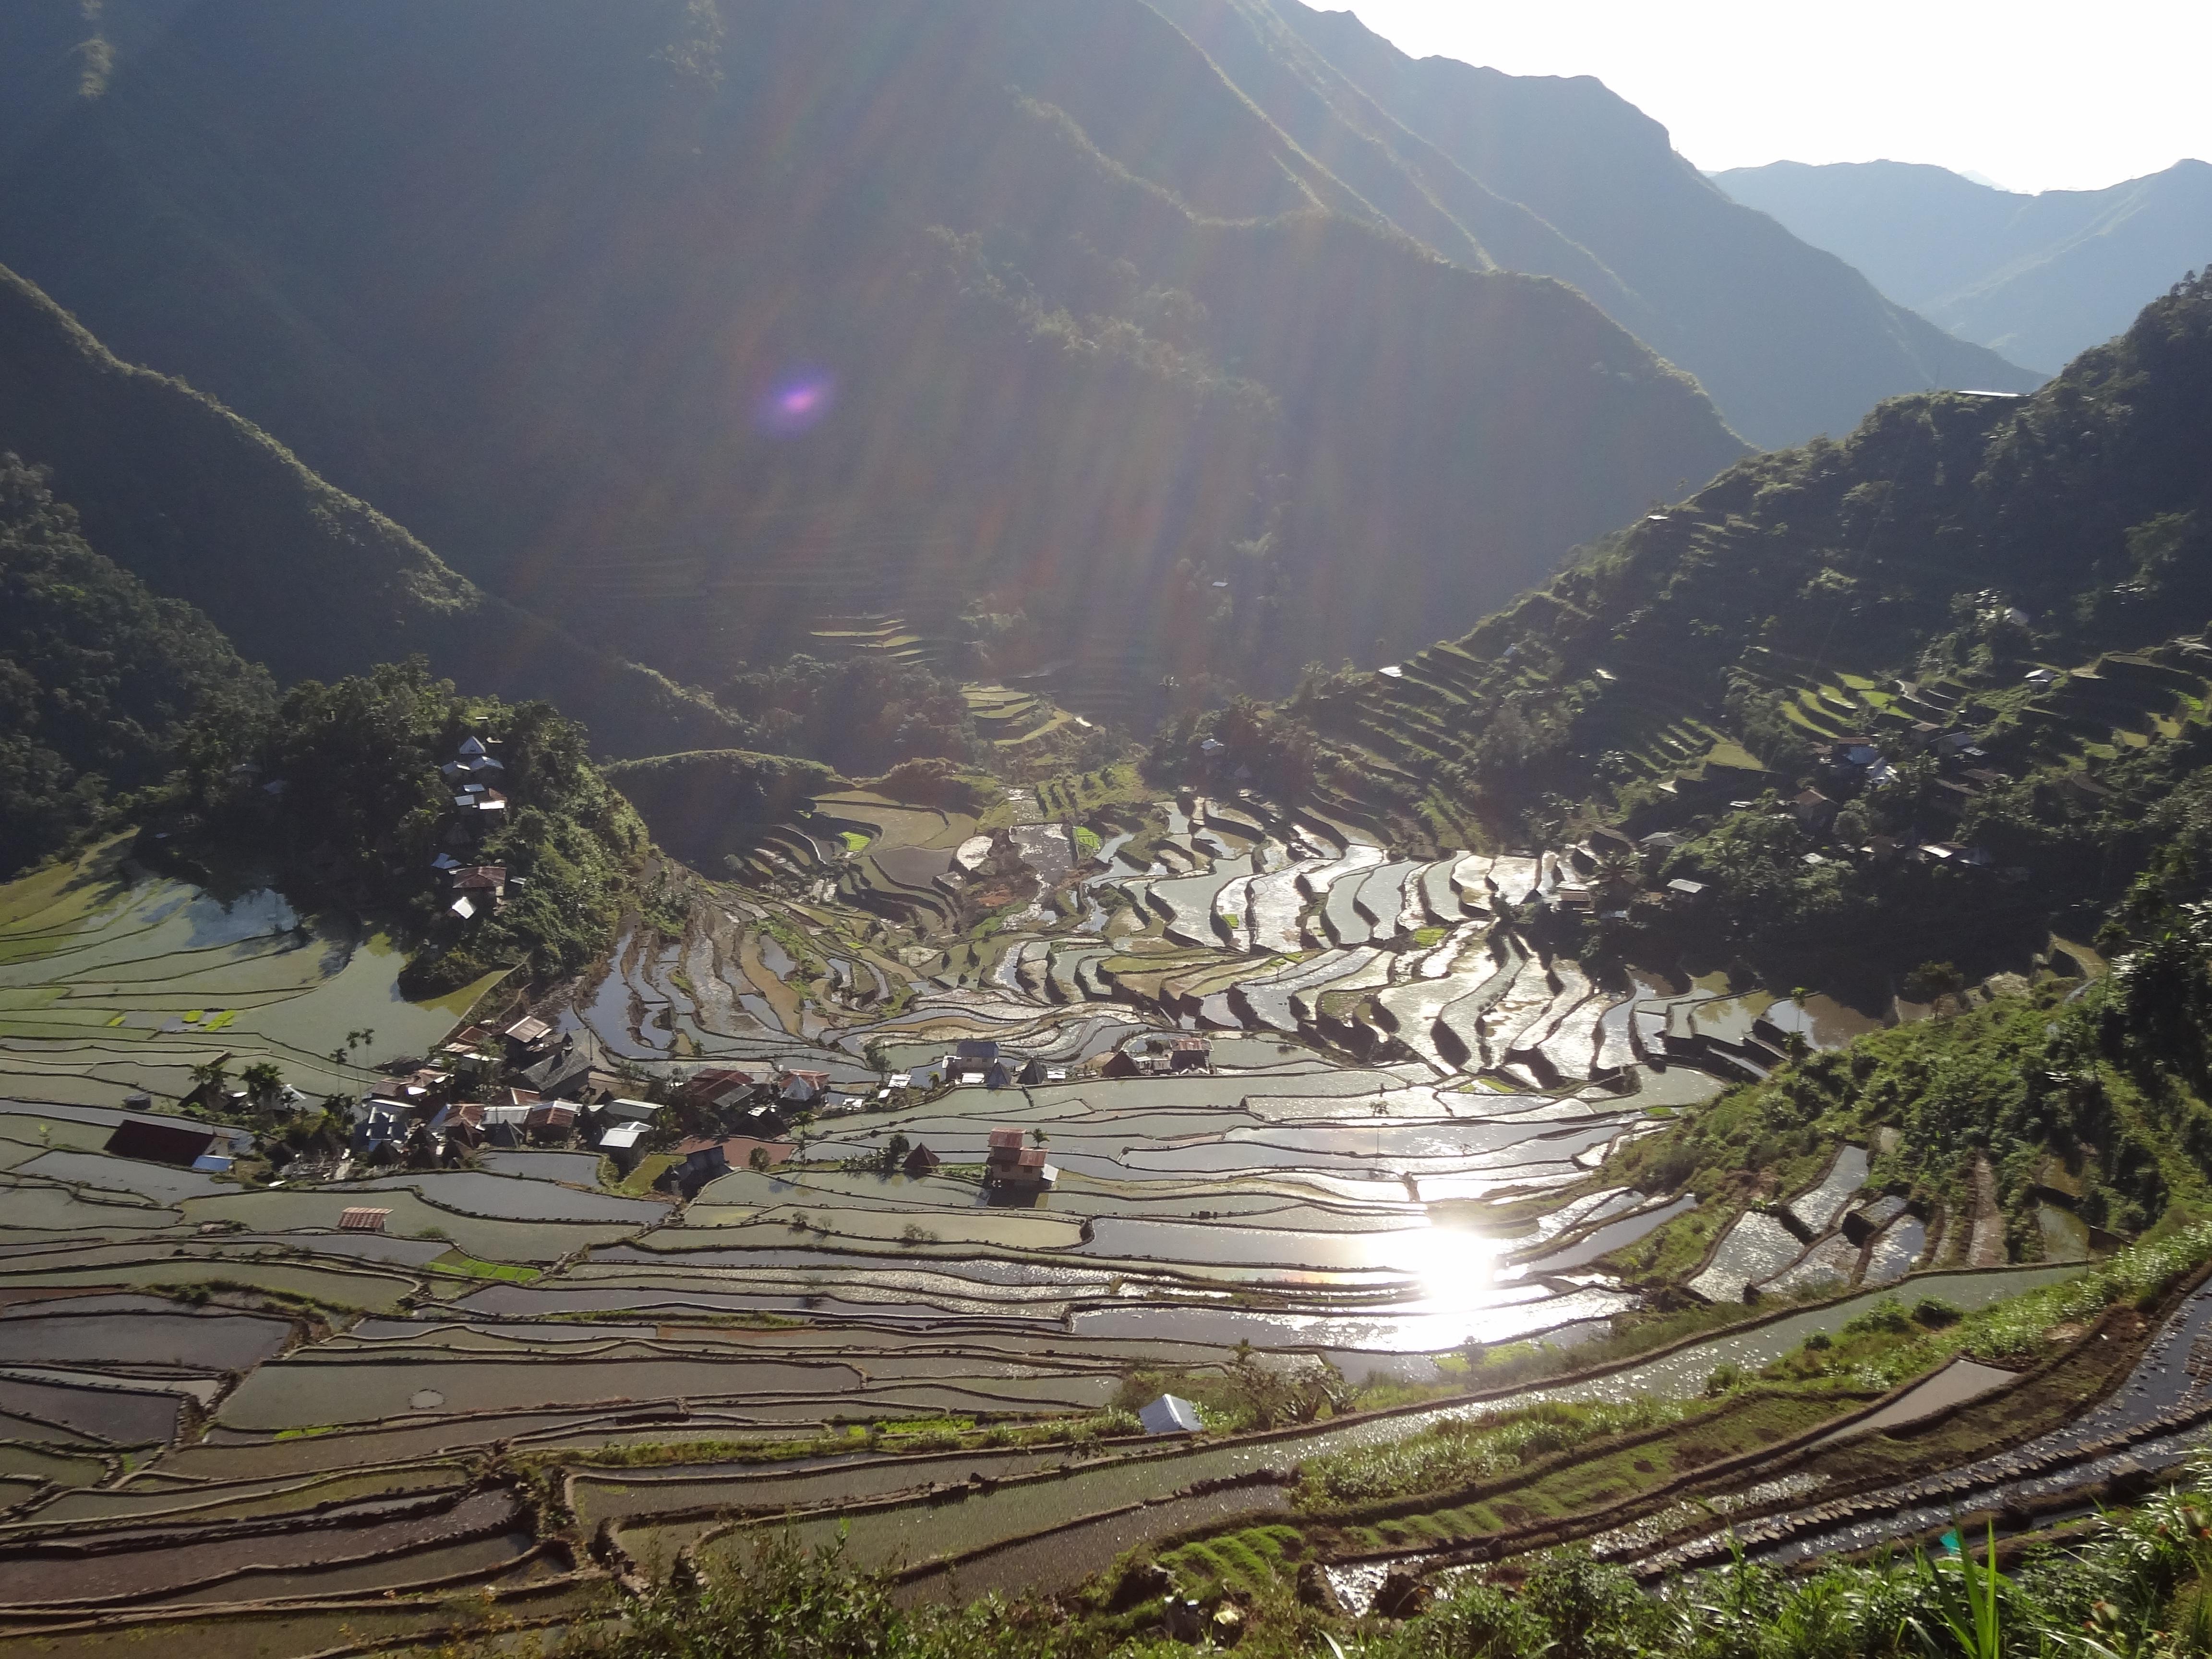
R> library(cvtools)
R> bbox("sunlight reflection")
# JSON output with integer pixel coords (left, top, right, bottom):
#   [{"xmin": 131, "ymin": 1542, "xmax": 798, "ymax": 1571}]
[{"xmin": 1380, "ymin": 1222, "xmax": 1512, "ymax": 1306}]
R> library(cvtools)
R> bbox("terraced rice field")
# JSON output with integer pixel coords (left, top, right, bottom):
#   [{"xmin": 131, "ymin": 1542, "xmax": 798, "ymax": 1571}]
[
  {"xmin": 0, "ymin": 785, "xmax": 2087, "ymax": 1652},
  {"xmin": 0, "ymin": 839, "xmax": 502, "ymax": 1110}
]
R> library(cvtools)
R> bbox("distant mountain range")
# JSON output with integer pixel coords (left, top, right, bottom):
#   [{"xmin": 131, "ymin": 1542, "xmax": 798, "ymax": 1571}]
[
  {"xmin": 1716, "ymin": 157, "xmax": 2212, "ymax": 374},
  {"xmin": 0, "ymin": 0, "xmax": 2038, "ymax": 720},
  {"xmin": 1174, "ymin": 0, "xmax": 2038, "ymax": 445}
]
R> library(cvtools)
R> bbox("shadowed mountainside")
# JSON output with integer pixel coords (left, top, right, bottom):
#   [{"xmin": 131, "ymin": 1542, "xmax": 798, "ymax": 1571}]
[
  {"xmin": 599, "ymin": 750, "xmax": 844, "ymax": 878},
  {"xmin": 0, "ymin": 0, "xmax": 1747, "ymax": 716},
  {"xmin": 1717, "ymin": 157, "xmax": 2212, "ymax": 374},
  {"xmin": 0, "ymin": 454, "xmax": 274, "ymax": 878},
  {"xmin": 0, "ymin": 262, "xmax": 746, "ymax": 759}
]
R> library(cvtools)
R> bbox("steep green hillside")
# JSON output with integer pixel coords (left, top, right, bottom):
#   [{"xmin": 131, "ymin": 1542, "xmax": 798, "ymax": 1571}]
[
  {"xmin": 1164, "ymin": 0, "xmax": 2041, "ymax": 446},
  {"xmin": 0, "ymin": 455, "xmax": 273, "ymax": 878},
  {"xmin": 1166, "ymin": 271, "xmax": 2212, "ymax": 985},
  {"xmin": 0, "ymin": 263, "xmax": 745, "ymax": 759},
  {"xmin": 1718, "ymin": 156, "xmax": 2212, "ymax": 374},
  {"xmin": 0, "ymin": 0, "xmax": 1743, "ymax": 711}
]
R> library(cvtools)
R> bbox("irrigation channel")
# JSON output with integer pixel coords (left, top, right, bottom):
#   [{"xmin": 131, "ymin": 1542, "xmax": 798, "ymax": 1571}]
[{"xmin": 0, "ymin": 790, "xmax": 2124, "ymax": 1650}]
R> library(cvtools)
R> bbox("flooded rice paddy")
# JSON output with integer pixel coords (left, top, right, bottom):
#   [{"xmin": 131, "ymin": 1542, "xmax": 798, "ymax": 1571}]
[{"xmin": 0, "ymin": 797, "xmax": 2111, "ymax": 1648}]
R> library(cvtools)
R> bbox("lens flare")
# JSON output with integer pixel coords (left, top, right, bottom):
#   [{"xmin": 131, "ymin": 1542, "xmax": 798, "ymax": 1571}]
[{"xmin": 754, "ymin": 368, "xmax": 837, "ymax": 435}]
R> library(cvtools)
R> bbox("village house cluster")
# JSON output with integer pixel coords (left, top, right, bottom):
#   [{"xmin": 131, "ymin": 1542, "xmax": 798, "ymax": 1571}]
[
  {"xmin": 347, "ymin": 1013, "xmax": 594, "ymax": 1168},
  {"xmin": 345, "ymin": 1032, "xmax": 859, "ymax": 1185},
  {"xmin": 95, "ymin": 925, "xmax": 1234, "ymax": 1201},
  {"xmin": 1785, "ymin": 683, "xmax": 2038, "ymax": 874},
  {"xmin": 1667, "ymin": 665, "xmax": 2066, "ymax": 879},
  {"xmin": 896, "ymin": 1034, "xmax": 1211, "ymax": 1093},
  {"xmin": 431, "ymin": 734, "xmax": 515, "ymax": 922},
  {"xmin": 659, "ymin": 1063, "xmax": 832, "ymax": 1195}
]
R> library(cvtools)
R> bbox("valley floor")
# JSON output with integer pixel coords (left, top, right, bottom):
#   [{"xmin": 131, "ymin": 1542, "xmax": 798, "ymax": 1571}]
[{"xmin": 0, "ymin": 787, "xmax": 2178, "ymax": 1652}]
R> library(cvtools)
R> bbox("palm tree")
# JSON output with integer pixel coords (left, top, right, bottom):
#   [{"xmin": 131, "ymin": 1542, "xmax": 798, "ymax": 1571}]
[
  {"xmin": 240, "ymin": 1061, "xmax": 283, "ymax": 1106},
  {"xmin": 187, "ymin": 1058, "xmax": 229, "ymax": 1105},
  {"xmin": 1593, "ymin": 850, "xmax": 1641, "ymax": 903}
]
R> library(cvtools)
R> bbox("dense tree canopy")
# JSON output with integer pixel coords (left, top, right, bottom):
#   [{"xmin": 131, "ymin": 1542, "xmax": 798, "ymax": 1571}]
[
  {"xmin": 715, "ymin": 654, "xmax": 978, "ymax": 776},
  {"xmin": 0, "ymin": 455, "xmax": 273, "ymax": 878}
]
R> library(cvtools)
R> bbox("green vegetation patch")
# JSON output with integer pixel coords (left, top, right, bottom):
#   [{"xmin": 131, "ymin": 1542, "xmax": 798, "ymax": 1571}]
[
  {"xmin": 1298, "ymin": 1398, "xmax": 1689, "ymax": 1509},
  {"xmin": 1614, "ymin": 974, "xmax": 2207, "ymax": 1259},
  {"xmin": 1156, "ymin": 1523, "xmax": 1309, "ymax": 1598},
  {"xmin": 425, "ymin": 1249, "xmax": 541, "ymax": 1284}
]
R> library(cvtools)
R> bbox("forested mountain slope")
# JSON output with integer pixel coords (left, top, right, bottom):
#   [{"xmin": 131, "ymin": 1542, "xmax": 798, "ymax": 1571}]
[
  {"xmin": 1718, "ymin": 157, "xmax": 2212, "ymax": 373},
  {"xmin": 0, "ymin": 263, "xmax": 745, "ymax": 759},
  {"xmin": 0, "ymin": 456, "xmax": 272, "ymax": 878},
  {"xmin": 0, "ymin": 0, "xmax": 1746, "ymax": 710},
  {"xmin": 1171, "ymin": 271, "xmax": 2212, "ymax": 985},
  {"xmin": 1209, "ymin": 0, "xmax": 2041, "ymax": 444}
]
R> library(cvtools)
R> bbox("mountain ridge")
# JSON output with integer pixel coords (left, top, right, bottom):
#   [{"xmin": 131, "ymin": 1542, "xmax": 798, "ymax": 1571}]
[
  {"xmin": 0, "ymin": 261, "xmax": 749, "ymax": 760},
  {"xmin": 1162, "ymin": 269, "xmax": 2212, "ymax": 985},
  {"xmin": 1716, "ymin": 156, "xmax": 2212, "ymax": 373},
  {"xmin": 1223, "ymin": 0, "xmax": 2043, "ymax": 442},
  {"xmin": 0, "ymin": 0, "xmax": 2006, "ymax": 721}
]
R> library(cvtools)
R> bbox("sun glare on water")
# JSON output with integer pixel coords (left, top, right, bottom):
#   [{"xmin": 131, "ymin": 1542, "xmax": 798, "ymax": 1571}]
[{"xmin": 1385, "ymin": 1222, "xmax": 1512, "ymax": 1299}]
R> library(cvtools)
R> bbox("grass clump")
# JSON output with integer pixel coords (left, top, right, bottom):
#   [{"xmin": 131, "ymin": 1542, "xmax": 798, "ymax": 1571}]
[
  {"xmin": 1156, "ymin": 1524, "xmax": 1308, "ymax": 1598},
  {"xmin": 1297, "ymin": 1399, "xmax": 1686, "ymax": 1509},
  {"xmin": 1960, "ymin": 1216, "xmax": 2212, "ymax": 1363}
]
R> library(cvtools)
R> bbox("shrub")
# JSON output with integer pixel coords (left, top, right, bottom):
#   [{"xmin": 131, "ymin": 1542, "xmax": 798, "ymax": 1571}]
[
  {"xmin": 1842, "ymin": 1298, "xmax": 1911, "ymax": 1337},
  {"xmin": 1911, "ymin": 1297, "xmax": 1964, "ymax": 1328}
]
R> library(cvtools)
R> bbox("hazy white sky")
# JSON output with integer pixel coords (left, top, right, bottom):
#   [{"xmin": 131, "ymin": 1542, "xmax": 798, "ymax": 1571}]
[{"xmin": 1339, "ymin": 1, "xmax": 2211, "ymax": 193}]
